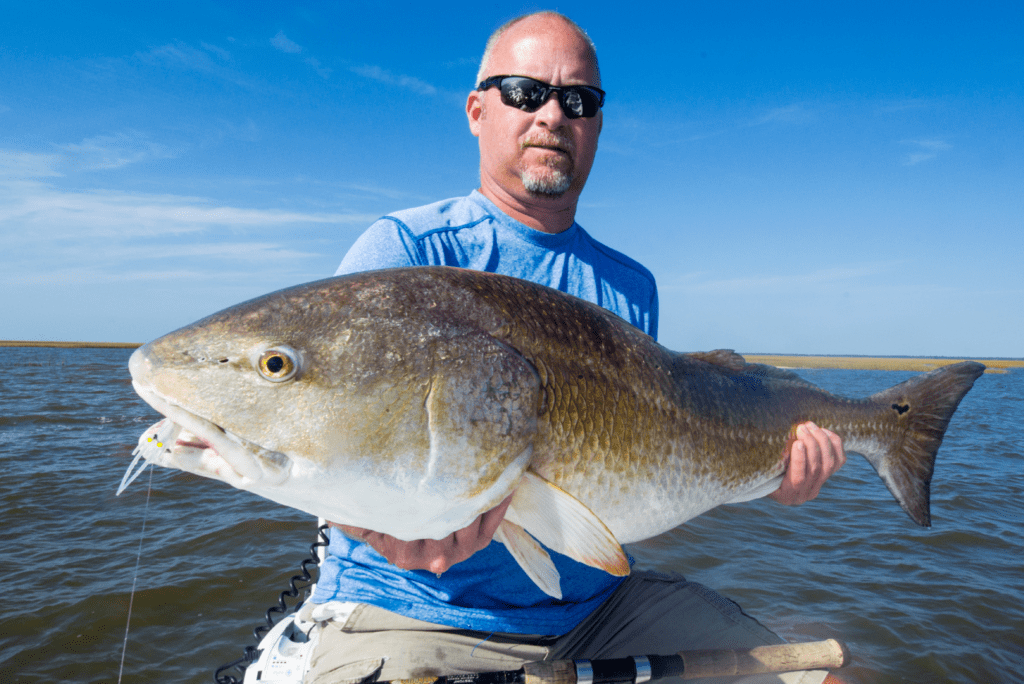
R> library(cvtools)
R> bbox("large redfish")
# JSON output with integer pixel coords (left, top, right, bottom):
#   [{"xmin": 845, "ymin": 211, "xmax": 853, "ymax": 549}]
[{"xmin": 120, "ymin": 267, "xmax": 984, "ymax": 597}]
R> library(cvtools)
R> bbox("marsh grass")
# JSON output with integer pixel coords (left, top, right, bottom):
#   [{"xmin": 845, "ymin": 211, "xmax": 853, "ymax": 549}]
[
  {"xmin": 0, "ymin": 340, "xmax": 141, "ymax": 348},
  {"xmin": 743, "ymin": 354, "xmax": 1020, "ymax": 373}
]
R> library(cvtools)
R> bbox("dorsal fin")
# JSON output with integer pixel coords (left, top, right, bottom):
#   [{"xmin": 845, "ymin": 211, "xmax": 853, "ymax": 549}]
[
  {"xmin": 742, "ymin": 362, "xmax": 817, "ymax": 387},
  {"xmin": 686, "ymin": 350, "xmax": 816, "ymax": 387},
  {"xmin": 685, "ymin": 349, "xmax": 747, "ymax": 370}
]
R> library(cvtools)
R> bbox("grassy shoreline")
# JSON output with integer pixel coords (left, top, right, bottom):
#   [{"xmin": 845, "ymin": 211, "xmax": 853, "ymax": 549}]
[
  {"xmin": 0, "ymin": 340, "xmax": 142, "ymax": 348},
  {"xmin": 743, "ymin": 354, "xmax": 1020, "ymax": 373},
  {"xmin": 2, "ymin": 340, "xmax": 1017, "ymax": 372}
]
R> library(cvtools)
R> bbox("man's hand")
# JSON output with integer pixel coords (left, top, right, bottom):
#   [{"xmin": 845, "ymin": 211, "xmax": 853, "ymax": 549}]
[
  {"xmin": 330, "ymin": 493, "xmax": 515, "ymax": 575},
  {"xmin": 769, "ymin": 421, "xmax": 846, "ymax": 505}
]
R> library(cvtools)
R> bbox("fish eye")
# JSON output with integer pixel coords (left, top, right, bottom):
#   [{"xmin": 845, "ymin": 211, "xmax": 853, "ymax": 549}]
[{"xmin": 257, "ymin": 347, "xmax": 299, "ymax": 382}]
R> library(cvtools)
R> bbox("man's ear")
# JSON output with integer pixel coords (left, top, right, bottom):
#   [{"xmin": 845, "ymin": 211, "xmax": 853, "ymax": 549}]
[{"xmin": 466, "ymin": 90, "xmax": 483, "ymax": 137}]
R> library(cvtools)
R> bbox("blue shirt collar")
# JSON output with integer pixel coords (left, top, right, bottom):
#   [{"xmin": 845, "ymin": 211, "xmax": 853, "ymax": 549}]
[{"xmin": 468, "ymin": 190, "xmax": 580, "ymax": 248}]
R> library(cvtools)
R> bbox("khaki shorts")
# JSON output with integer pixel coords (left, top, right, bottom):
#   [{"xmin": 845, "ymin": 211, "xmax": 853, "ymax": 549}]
[{"xmin": 301, "ymin": 571, "xmax": 828, "ymax": 684}]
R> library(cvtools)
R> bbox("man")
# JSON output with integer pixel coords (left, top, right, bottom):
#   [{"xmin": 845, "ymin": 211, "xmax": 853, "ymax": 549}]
[{"xmin": 302, "ymin": 12, "xmax": 845, "ymax": 684}]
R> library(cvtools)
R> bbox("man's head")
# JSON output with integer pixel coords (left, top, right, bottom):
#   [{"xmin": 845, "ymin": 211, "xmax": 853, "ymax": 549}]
[
  {"xmin": 466, "ymin": 12, "xmax": 603, "ymax": 230},
  {"xmin": 474, "ymin": 13, "xmax": 601, "ymax": 88}
]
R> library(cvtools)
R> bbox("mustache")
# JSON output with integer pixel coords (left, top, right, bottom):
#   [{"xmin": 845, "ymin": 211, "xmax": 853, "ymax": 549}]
[{"xmin": 521, "ymin": 133, "xmax": 575, "ymax": 156}]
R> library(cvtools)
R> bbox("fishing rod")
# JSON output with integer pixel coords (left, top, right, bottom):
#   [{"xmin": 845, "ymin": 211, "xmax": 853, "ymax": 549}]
[{"xmin": 387, "ymin": 638, "xmax": 850, "ymax": 684}]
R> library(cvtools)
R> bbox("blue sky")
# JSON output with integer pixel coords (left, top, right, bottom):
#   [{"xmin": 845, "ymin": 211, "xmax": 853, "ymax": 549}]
[{"xmin": 2, "ymin": 2, "xmax": 1021, "ymax": 357}]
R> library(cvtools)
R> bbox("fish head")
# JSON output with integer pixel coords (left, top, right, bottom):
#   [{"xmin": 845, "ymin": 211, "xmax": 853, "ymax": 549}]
[{"xmin": 127, "ymin": 271, "xmax": 541, "ymax": 540}]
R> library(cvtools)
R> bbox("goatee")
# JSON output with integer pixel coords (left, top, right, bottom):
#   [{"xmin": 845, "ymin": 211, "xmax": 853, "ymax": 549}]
[{"xmin": 521, "ymin": 169, "xmax": 572, "ymax": 196}]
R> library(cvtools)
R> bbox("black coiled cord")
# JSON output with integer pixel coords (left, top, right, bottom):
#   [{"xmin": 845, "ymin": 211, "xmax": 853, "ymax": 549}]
[{"xmin": 213, "ymin": 523, "xmax": 332, "ymax": 684}]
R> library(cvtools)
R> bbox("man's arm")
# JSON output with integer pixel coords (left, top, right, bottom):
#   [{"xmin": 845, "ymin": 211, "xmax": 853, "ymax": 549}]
[{"xmin": 768, "ymin": 421, "xmax": 846, "ymax": 505}]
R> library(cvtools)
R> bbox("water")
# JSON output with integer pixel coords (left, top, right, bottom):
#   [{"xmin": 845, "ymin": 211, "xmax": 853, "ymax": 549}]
[{"xmin": 1, "ymin": 348, "xmax": 1021, "ymax": 683}]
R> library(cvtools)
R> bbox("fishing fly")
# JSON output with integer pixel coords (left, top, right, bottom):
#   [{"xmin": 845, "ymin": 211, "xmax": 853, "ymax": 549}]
[{"xmin": 117, "ymin": 419, "xmax": 179, "ymax": 496}]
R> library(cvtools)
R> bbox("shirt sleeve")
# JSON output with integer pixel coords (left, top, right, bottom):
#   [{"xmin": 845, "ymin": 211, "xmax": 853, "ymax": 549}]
[
  {"xmin": 335, "ymin": 217, "xmax": 425, "ymax": 276},
  {"xmin": 647, "ymin": 286, "xmax": 660, "ymax": 340}
]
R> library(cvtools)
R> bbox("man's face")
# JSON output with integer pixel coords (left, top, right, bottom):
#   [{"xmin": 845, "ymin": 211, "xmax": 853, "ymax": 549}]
[{"xmin": 467, "ymin": 17, "xmax": 603, "ymax": 211}]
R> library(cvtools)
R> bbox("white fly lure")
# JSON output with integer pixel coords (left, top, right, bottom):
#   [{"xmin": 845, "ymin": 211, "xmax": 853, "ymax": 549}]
[{"xmin": 118, "ymin": 419, "xmax": 181, "ymax": 495}]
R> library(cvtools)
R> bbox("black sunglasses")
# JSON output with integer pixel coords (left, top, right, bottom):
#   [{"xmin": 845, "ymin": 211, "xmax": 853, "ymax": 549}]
[{"xmin": 477, "ymin": 75, "xmax": 605, "ymax": 119}]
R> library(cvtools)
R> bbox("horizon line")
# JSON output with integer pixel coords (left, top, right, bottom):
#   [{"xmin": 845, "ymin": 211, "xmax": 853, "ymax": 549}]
[{"xmin": 2, "ymin": 340, "xmax": 1019, "ymax": 369}]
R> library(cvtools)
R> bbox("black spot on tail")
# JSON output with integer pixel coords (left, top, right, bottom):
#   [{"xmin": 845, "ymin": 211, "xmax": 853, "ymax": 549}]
[{"xmin": 869, "ymin": 361, "xmax": 985, "ymax": 526}]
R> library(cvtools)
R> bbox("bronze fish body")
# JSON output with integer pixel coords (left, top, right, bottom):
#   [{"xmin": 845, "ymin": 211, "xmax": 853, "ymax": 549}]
[{"xmin": 122, "ymin": 267, "xmax": 984, "ymax": 597}]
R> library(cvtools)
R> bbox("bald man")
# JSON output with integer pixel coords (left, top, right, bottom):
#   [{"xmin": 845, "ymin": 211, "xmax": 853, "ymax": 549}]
[{"xmin": 301, "ymin": 12, "xmax": 843, "ymax": 684}]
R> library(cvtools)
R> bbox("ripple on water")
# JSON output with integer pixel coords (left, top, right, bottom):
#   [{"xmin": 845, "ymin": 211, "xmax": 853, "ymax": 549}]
[{"xmin": 2, "ymin": 355, "xmax": 1022, "ymax": 684}]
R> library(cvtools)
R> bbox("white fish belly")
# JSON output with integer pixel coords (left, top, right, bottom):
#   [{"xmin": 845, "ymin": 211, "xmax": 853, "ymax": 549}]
[
  {"xmin": 544, "ymin": 462, "xmax": 787, "ymax": 544},
  {"xmin": 257, "ymin": 445, "xmax": 533, "ymax": 541}
]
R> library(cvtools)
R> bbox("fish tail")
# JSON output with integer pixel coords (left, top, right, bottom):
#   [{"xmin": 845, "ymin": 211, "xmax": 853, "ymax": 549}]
[{"xmin": 861, "ymin": 361, "xmax": 985, "ymax": 527}]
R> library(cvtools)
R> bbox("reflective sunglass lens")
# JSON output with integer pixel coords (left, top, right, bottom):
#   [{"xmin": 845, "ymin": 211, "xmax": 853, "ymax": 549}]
[
  {"xmin": 564, "ymin": 90, "xmax": 585, "ymax": 118},
  {"xmin": 489, "ymin": 77, "xmax": 603, "ymax": 119},
  {"xmin": 500, "ymin": 79, "xmax": 543, "ymax": 110}
]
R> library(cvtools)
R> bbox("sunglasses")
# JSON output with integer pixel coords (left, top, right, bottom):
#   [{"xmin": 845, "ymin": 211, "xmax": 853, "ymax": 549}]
[{"xmin": 477, "ymin": 75, "xmax": 606, "ymax": 119}]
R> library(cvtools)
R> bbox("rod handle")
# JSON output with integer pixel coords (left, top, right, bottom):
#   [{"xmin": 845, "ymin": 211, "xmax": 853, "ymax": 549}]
[
  {"xmin": 676, "ymin": 638, "xmax": 851, "ymax": 679},
  {"xmin": 521, "ymin": 639, "xmax": 851, "ymax": 684}
]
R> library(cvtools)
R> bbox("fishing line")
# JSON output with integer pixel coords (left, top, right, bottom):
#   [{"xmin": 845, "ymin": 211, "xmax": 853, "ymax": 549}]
[{"xmin": 117, "ymin": 464, "xmax": 153, "ymax": 684}]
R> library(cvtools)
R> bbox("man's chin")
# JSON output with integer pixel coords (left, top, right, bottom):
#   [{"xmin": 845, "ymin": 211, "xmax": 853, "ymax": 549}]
[{"xmin": 521, "ymin": 171, "xmax": 572, "ymax": 197}]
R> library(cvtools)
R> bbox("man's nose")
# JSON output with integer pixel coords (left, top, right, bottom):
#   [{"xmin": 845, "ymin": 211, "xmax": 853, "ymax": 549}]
[{"xmin": 534, "ymin": 92, "xmax": 568, "ymax": 128}]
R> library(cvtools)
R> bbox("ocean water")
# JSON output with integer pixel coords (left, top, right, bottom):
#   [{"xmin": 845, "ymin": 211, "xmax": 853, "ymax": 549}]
[{"xmin": 1, "ymin": 347, "xmax": 1021, "ymax": 683}]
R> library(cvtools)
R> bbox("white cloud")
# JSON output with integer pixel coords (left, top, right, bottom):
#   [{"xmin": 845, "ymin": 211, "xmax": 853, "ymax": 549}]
[
  {"xmin": 636, "ymin": 103, "xmax": 815, "ymax": 150},
  {"xmin": 0, "ymin": 150, "xmax": 62, "ymax": 178},
  {"xmin": 304, "ymin": 56, "xmax": 332, "ymax": 79},
  {"xmin": 0, "ymin": 150, "xmax": 377, "ymax": 241},
  {"xmin": 335, "ymin": 181, "xmax": 433, "ymax": 202},
  {"xmin": 3, "ymin": 132, "xmax": 177, "ymax": 177},
  {"xmin": 200, "ymin": 42, "xmax": 232, "ymax": 61},
  {"xmin": 6, "ymin": 241, "xmax": 325, "ymax": 286},
  {"xmin": 271, "ymin": 31, "xmax": 303, "ymax": 54},
  {"xmin": 901, "ymin": 139, "xmax": 952, "ymax": 166},
  {"xmin": 271, "ymin": 31, "xmax": 331, "ymax": 78},
  {"xmin": 58, "ymin": 131, "xmax": 176, "ymax": 170},
  {"xmin": 139, "ymin": 42, "xmax": 219, "ymax": 71},
  {"xmin": 1, "ymin": 186, "xmax": 375, "ymax": 238},
  {"xmin": 134, "ymin": 42, "xmax": 257, "ymax": 89},
  {"xmin": 350, "ymin": 65, "xmax": 437, "ymax": 95},
  {"xmin": 0, "ymin": 146, "xmax": 391, "ymax": 337},
  {"xmin": 211, "ymin": 117, "xmax": 262, "ymax": 143},
  {"xmin": 751, "ymin": 104, "xmax": 813, "ymax": 126}
]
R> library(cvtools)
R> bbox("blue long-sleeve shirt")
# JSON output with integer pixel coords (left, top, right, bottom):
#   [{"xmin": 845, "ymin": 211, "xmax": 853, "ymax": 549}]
[{"xmin": 311, "ymin": 190, "xmax": 658, "ymax": 635}]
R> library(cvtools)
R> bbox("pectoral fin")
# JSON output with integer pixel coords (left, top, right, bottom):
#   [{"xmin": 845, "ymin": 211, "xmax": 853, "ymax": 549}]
[
  {"xmin": 505, "ymin": 470, "xmax": 630, "ymax": 577},
  {"xmin": 494, "ymin": 520, "xmax": 562, "ymax": 599}
]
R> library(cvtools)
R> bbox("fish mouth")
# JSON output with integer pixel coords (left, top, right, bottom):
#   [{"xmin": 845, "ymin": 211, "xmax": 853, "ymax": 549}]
[
  {"xmin": 175, "ymin": 435, "xmax": 213, "ymax": 449},
  {"xmin": 119, "ymin": 381, "xmax": 291, "ymax": 495}
]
